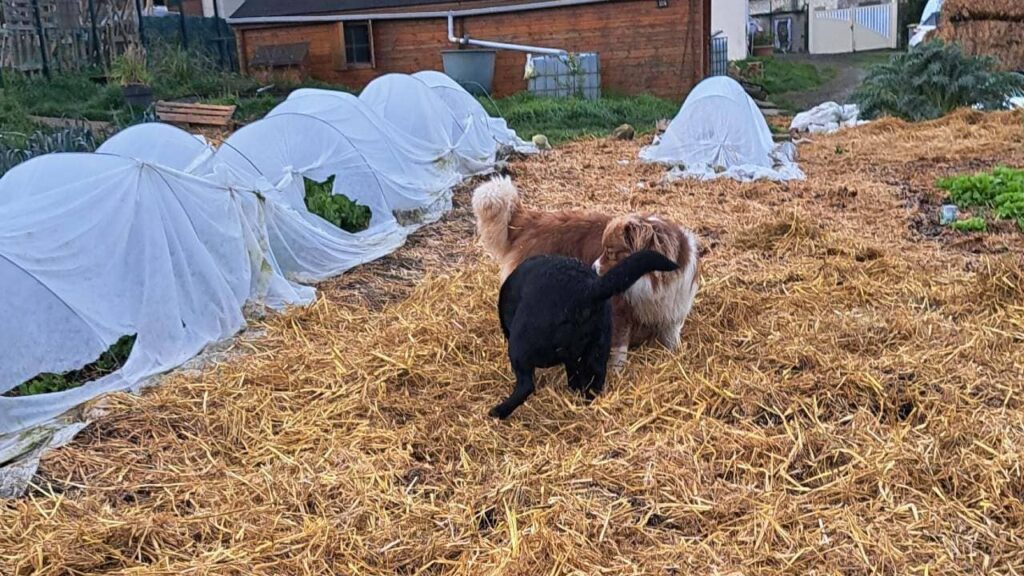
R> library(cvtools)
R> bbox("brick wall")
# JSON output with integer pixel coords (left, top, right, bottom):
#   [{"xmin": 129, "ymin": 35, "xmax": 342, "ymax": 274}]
[
  {"xmin": 235, "ymin": 0, "xmax": 710, "ymax": 99},
  {"xmin": 180, "ymin": 0, "xmax": 204, "ymax": 16}
]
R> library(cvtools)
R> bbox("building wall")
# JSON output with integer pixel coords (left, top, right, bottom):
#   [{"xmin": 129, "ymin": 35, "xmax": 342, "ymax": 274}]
[
  {"xmin": 712, "ymin": 0, "xmax": 749, "ymax": 60},
  {"xmin": 202, "ymin": 0, "xmax": 246, "ymax": 18},
  {"xmin": 752, "ymin": 10, "xmax": 808, "ymax": 52},
  {"xmin": 234, "ymin": 0, "xmax": 710, "ymax": 100}
]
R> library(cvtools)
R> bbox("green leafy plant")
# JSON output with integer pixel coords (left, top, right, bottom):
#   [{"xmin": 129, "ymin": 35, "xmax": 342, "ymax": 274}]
[
  {"xmin": 938, "ymin": 166, "xmax": 1024, "ymax": 231},
  {"xmin": 6, "ymin": 335, "xmax": 136, "ymax": 397},
  {"xmin": 1, "ymin": 125, "xmax": 98, "ymax": 177},
  {"xmin": 110, "ymin": 45, "xmax": 152, "ymax": 86},
  {"xmin": 853, "ymin": 41, "xmax": 1024, "ymax": 121},
  {"xmin": 304, "ymin": 175, "xmax": 371, "ymax": 233},
  {"xmin": 950, "ymin": 217, "xmax": 987, "ymax": 232}
]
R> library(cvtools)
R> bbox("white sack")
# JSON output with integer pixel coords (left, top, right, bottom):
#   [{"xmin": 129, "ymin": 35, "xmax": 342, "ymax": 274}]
[{"xmin": 791, "ymin": 102, "xmax": 865, "ymax": 134}]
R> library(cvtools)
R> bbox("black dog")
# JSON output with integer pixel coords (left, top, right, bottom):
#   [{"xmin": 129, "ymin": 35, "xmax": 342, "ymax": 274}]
[{"xmin": 490, "ymin": 250, "xmax": 679, "ymax": 419}]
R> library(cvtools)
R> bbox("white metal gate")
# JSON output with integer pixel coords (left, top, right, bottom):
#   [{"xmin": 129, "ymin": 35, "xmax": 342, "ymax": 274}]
[{"xmin": 809, "ymin": 0, "xmax": 898, "ymax": 54}]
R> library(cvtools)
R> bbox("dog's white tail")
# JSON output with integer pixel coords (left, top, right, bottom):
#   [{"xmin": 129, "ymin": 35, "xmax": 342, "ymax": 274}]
[{"xmin": 471, "ymin": 176, "xmax": 521, "ymax": 259}]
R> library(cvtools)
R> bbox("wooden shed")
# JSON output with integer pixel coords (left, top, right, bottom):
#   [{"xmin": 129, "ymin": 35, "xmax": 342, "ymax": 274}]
[{"xmin": 227, "ymin": 0, "xmax": 712, "ymax": 99}]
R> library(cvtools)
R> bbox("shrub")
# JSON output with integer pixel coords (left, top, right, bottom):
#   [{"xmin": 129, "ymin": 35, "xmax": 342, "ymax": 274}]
[
  {"xmin": 950, "ymin": 217, "xmax": 987, "ymax": 232},
  {"xmin": 6, "ymin": 335, "xmax": 136, "ymax": 397},
  {"xmin": 938, "ymin": 167, "xmax": 1024, "ymax": 231},
  {"xmin": 110, "ymin": 45, "xmax": 152, "ymax": 86},
  {"xmin": 304, "ymin": 176, "xmax": 372, "ymax": 233},
  {"xmin": 853, "ymin": 41, "xmax": 1024, "ymax": 121}
]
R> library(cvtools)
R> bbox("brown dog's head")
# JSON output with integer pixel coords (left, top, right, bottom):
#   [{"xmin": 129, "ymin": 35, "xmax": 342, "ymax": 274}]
[{"xmin": 595, "ymin": 215, "xmax": 666, "ymax": 275}]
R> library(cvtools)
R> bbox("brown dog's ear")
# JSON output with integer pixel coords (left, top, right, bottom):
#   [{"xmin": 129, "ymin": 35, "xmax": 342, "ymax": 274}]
[{"xmin": 624, "ymin": 217, "xmax": 656, "ymax": 251}]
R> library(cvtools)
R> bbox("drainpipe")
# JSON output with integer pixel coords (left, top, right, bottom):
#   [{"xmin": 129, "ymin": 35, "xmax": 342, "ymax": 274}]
[{"xmin": 446, "ymin": 12, "xmax": 567, "ymax": 56}]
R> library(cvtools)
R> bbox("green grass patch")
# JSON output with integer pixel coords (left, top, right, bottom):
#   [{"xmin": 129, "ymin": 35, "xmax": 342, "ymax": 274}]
[
  {"xmin": 6, "ymin": 335, "xmax": 136, "ymax": 397},
  {"xmin": 304, "ymin": 175, "xmax": 372, "ymax": 233},
  {"xmin": 0, "ymin": 44, "xmax": 350, "ymax": 128},
  {"xmin": 950, "ymin": 217, "xmax": 987, "ymax": 232},
  {"xmin": 2, "ymin": 72, "xmax": 127, "ymax": 123},
  {"xmin": 938, "ymin": 167, "xmax": 1024, "ymax": 232},
  {"xmin": 479, "ymin": 93, "xmax": 678, "ymax": 145},
  {"xmin": 734, "ymin": 57, "xmax": 836, "ymax": 96}
]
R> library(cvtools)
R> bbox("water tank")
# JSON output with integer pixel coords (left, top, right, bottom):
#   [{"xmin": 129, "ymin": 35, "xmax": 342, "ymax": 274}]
[
  {"xmin": 441, "ymin": 49, "xmax": 497, "ymax": 95},
  {"xmin": 527, "ymin": 52, "xmax": 600, "ymax": 100}
]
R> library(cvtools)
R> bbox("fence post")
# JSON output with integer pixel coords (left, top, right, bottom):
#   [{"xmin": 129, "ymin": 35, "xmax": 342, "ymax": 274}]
[
  {"xmin": 135, "ymin": 0, "xmax": 147, "ymax": 48},
  {"xmin": 177, "ymin": 0, "xmax": 189, "ymax": 50},
  {"xmin": 87, "ymin": 0, "xmax": 100, "ymax": 67},
  {"xmin": 31, "ymin": 0, "xmax": 51, "ymax": 79},
  {"xmin": 212, "ymin": 0, "xmax": 226, "ymax": 68}
]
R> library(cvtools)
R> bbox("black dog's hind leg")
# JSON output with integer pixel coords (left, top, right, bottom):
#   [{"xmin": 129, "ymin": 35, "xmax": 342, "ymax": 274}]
[
  {"xmin": 565, "ymin": 352, "xmax": 609, "ymax": 402},
  {"xmin": 490, "ymin": 364, "xmax": 535, "ymax": 419}
]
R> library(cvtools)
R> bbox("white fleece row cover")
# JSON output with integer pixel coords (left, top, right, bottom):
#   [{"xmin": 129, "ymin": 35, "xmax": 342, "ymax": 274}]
[
  {"xmin": 640, "ymin": 76, "xmax": 805, "ymax": 182},
  {"xmin": 0, "ymin": 74, "xmax": 533, "ymax": 492}
]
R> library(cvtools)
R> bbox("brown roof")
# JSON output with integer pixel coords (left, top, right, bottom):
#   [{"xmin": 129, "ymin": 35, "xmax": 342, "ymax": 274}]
[{"xmin": 231, "ymin": 0, "xmax": 547, "ymax": 19}]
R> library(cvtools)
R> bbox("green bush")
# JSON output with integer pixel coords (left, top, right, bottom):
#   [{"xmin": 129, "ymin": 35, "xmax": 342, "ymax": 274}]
[
  {"xmin": 6, "ymin": 335, "xmax": 136, "ymax": 397},
  {"xmin": 950, "ymin": 217, "xmax": 987, "ymax": 232},
  {"xmin": 304, "ymin": 176, "xmax": 371, "ymax": 233},
  {"xmin": 853, "ymin": 41, "xmax": 1024, "ymax": 121},
  {"xmin": 938, "ymin": 167, "xmax": 1024, "ymax": 231}
]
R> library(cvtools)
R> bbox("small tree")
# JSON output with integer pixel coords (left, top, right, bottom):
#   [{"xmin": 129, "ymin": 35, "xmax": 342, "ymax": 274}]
[{"xmin": 853, "ymin": 41, "xmax": 1024, "ymax": 121}]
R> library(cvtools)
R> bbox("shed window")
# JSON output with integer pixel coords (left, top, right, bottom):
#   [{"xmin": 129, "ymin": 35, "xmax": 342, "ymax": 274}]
[{"xmin": 344, "ymin": 21, "xmax": 373, "ymax": 66}]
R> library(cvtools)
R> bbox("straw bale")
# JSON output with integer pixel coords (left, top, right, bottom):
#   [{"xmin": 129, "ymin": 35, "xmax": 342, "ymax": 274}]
[
  {"xmin": 942, "ymin": 0, "xmax": 1024, "ymax": 22},
  {"xmin": 2, "ymin": 110, "xmax": 1024, "ymax": 575},
  {"xmin": 939, "ymin": 19, "xmax": 1024, "ymax": 71}
]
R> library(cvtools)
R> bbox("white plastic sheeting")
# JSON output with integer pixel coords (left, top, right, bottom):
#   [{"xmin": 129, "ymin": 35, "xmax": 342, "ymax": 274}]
[
  {"xmin": 360, "ymin": 73, "xmax": 496, "ymax": 176},
  {"xmin": 197, "ymin": 113, "xmax": 415, "ymax": 283},
  {"xmin": 272, "ymin": 89, "xmax": 462, "ymax": 196},
  {"xmin": 413, "ymin": 70, "xmax": 537, "ymax": 155},
  {"xmin": 0, "ymin": 74, "xmax": 535, "ymax": 494},
  {"xmin": 791, "ymin": 102, "xmax": 866, "ymax": 134},
  {"xmin": 97, "ymin": 122, "xmax": 213, "ymax": 171},
  {"xmin": 0, "ymin": 154, "xmax": 253, "ymax": 436},
  {"xmin": 640, "ymin": 76, "xmax": 804, "ymax": 182},
  {"xmin": 910, "ymin": 0, "xmax": 942, "ymax": 47}
]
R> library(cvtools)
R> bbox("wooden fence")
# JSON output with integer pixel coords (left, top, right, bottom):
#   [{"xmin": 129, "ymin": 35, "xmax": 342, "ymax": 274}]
[{"xmin": 1, "ymin": 0, "xmax": 139, "ymax": 74}]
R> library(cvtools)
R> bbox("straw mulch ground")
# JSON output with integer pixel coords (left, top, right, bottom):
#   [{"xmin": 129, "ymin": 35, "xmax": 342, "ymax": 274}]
[{"xmin": 2, "ymin": 110, "xmax": 1024, "ymax": 575}]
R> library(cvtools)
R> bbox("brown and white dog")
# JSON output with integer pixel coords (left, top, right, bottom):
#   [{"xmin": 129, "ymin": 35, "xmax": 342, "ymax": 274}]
[{"xmin": 472, "ymin": 176, "xmax": 700, "ymax": 368}]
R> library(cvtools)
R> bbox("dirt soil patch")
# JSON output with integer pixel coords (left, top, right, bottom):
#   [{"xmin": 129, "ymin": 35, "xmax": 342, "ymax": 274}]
[{"xmin": 2, "ymin": 110, "xmax": 1023, "ymax": 575}]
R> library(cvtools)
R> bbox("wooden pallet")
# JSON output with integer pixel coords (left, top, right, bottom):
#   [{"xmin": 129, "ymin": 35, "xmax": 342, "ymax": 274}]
[{"xmin": 155, "ymin": 101, "xmax": 236, "ymax": 127}]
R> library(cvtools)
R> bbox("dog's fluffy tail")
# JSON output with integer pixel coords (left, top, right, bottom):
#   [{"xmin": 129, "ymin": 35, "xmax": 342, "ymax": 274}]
[
  {"xmin": 472, "ymin": 176, "xmax": 521, "ymax": 259},
  {"xmin": 589, "ymin": 250, "xmax": 679, "ymax": 303}
]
